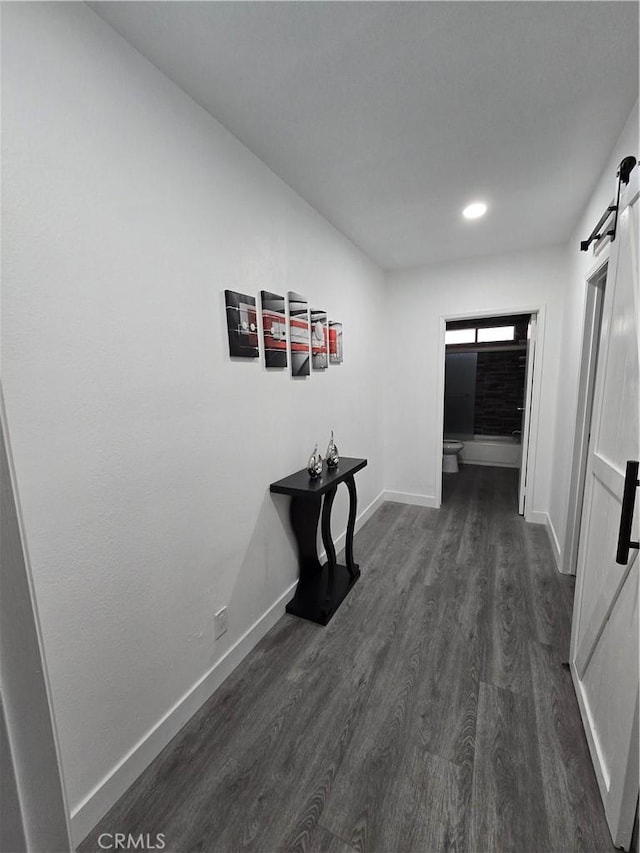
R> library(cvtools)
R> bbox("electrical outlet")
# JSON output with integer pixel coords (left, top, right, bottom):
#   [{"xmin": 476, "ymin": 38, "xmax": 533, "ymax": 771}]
[{"xmin": 214, "ymin": 607, "xmax": 228, "ymax": 639}]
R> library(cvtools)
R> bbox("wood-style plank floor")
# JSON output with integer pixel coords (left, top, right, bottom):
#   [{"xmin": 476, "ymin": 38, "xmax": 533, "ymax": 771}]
[{"xmin": 80, "ymin": 466, "xmax": 615, "ymax": 853}]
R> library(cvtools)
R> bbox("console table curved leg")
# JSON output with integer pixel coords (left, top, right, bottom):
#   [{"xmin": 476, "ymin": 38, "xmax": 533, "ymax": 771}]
[
  {"xmin": 290, "ymin": 495, "xmax": 322, "ymax": 574},
  {"xmin": 345, "ymin": 474, "xmax": 360, "ymax": 579},
  {"xmin": 321, "ymin": 486, "xmax": 338, "ymax": 616}
]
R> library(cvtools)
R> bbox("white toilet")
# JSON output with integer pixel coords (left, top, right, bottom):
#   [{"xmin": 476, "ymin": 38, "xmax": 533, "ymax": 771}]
[{"xmin": 443, "ymin": 440, "xmax": 464, "ymax": 473}]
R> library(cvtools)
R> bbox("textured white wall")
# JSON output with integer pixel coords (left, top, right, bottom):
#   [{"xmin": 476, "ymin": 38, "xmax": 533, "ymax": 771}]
[
  {"xmin": 384, "ymin": 246, "xmax": 568, "ymax": 519},
  {"xmin": 1, "ymin": 2, "xmax": 385, "ymax": 835},
  {"xmin": 549, "ymin": 100, "xmax": 639, "ymax": 569}
]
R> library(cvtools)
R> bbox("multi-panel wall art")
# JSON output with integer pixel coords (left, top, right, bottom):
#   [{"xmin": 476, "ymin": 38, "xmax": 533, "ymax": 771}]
[
  {"xmin": 224, "ymin": 289, "xmax": 342, "ymax": 373},
  {"xmin": 224, "ymin": 290, "xmax": 259, "ymax": 358},
  {"xmin": 260, "ymin": 291, "xmax": 287, "ymax": 368},
  {"xmin": 310, "ymin": 310, "xmax": 328, "ymax": 370},
  {"xmin": 288, "ymin": 291, "xmax": 311, "ymax": 377},
  {"xmin": 329, "ymin": 321, "xmax": 343, "ymax": 364}
]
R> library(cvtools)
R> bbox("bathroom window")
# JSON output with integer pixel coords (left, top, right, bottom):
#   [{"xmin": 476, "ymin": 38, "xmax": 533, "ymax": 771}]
[
  {"xmin": 477, "ymin": 325, "xmax": 515, "ymax": 343},
  {"xmin": 445, "ymin": 328, "xmax": 476, "ymax": 345},
  {"xmin": 446, "ymin": 315, "xmax": 528, "ymax": 350}
]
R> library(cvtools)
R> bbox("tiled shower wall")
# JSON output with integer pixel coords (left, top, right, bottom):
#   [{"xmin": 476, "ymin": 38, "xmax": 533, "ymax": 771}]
[{"xmin": 474, "ymin": 350, "xmax": 526, "ymax": 436}]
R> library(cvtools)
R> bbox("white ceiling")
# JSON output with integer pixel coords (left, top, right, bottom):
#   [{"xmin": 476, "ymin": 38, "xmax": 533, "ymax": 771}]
[{"xmin": 89, "ymin": 1, "xmax": 639, "ymax": 271}]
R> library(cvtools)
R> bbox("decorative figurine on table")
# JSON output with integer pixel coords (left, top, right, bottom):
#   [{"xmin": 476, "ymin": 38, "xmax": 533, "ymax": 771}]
[
  {"xmin": 326, "ymin": 430, "xmax": 339, "ymax": 469},
  {"xmin": 307, "ymin": 444, "xmax": 323, "ymax": 479}
]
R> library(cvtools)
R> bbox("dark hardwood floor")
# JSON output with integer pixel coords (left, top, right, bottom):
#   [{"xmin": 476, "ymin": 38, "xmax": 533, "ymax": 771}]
[{"xmin": 79, "ymin": 466, "xmax": 614, "ymax": 853}]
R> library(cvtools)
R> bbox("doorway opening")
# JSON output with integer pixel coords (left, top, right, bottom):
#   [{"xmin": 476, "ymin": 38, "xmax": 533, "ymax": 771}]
[{"xmin": 440, "ymin": 312, "xmax": 538, "ymax": 514}]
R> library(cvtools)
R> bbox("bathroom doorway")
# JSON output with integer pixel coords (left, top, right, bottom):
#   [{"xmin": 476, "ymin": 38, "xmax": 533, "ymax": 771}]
[{"xmin": 439, "ymin": 311, "xmax": 539, "ymax": 514}]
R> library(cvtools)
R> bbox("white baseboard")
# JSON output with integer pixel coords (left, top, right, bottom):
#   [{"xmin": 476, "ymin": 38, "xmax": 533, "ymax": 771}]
[
  {"xmin": 70, "ymin": 490, "xmax": 386, "ymax": 847},
  {"xmin": 356, "ymin": 490, "xmax": 386, "ymax": 531},
  {"xmin": 70, "ymin": 578, "xmax": 296, "ymax": 845},
  {"xmin": 383, "ymin": 490, "xmax": 439, "ymax": 508},
  {"xmin": 525, "ymin": 510, "xmax": 561, "ymax": 571},
  {"xmin": 546, "ymin": 515, "xmax": 562, "ymax": 572}
]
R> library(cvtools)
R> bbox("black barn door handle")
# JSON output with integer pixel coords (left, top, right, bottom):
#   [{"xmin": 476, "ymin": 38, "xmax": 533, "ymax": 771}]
[{"xmin": 616, "ymin": 460, "xmax": 639, "ymax": 565}]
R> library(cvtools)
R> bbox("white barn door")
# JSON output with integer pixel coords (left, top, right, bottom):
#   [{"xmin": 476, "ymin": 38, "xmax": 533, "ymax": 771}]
[{"xmin": 570, "ymin": 166, "xmax": 639, "ymax": 850}]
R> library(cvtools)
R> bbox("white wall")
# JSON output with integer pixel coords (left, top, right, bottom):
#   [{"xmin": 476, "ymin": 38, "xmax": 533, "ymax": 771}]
[
  {"xmin": 384, "ymin": 245, "xmax": 568, "ymax": 535},
  {"xmin": 1, "ymin": 3, "xmax": 385, "ymax": 843},
  {"xmin": 549, "ymin": 100, "xmax": 639, "ymax": 571}
]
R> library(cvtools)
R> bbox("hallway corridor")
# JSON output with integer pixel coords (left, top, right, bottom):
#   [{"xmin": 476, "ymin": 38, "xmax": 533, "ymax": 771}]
[{"xmin": 80, "ymin": 466, "xmax": 614, "ymax": 852}]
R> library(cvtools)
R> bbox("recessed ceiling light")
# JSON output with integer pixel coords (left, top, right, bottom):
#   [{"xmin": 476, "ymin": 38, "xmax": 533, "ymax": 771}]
[{"xmin": 463, "ymin": 201, "xmax": 487, "ymax": 220}]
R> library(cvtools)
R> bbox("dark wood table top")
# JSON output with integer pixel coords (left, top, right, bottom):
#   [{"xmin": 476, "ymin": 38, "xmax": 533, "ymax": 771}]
[{"xmin": 270, "ymin": 457, "xmax": 367, "ymax": 498}]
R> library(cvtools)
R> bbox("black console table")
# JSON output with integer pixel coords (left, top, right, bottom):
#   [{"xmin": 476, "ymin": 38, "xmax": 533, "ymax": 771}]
[{"xmin": 270, "ymin": 457, "xmax": 367, "ymax": 625}]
